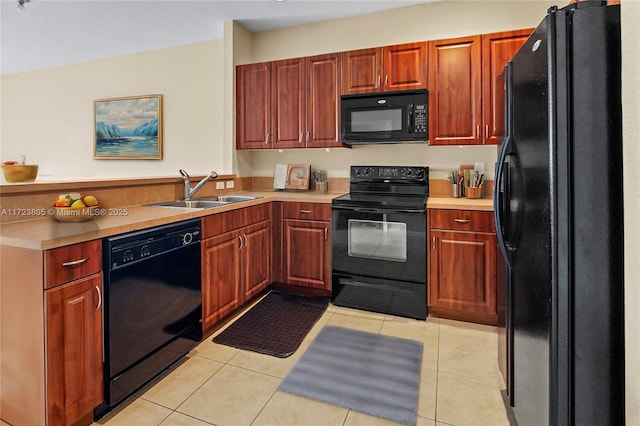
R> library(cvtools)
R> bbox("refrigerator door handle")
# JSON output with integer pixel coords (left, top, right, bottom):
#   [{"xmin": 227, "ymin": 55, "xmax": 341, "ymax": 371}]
[{"xmin": 494, "ymin": 135, "xmax": 512, "ymax": 267}]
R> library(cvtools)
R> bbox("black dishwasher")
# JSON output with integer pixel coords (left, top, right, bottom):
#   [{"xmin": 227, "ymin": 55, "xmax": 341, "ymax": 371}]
[{"xmin": 96, "ymin": 219, "xmax": 202, "ymax": 419}]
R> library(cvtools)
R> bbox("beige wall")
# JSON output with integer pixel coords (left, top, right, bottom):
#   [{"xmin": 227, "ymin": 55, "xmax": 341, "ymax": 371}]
[
  {"xmin": 0, "ymin": 40, "xmax": 225, "ymax": 179},
  {"xmin": 622, "ymin": 1, "xmax": 640, "ymax": 424}
]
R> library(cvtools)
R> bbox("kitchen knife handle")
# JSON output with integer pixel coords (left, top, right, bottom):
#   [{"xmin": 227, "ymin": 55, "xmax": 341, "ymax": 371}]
[
  {"xmin": 453, "ymin": 218, "xmax": 470, "ymax": 224},
  {"xmin": 95, "ymin": 285, "xmax": 102, "ymax": 311},
  {"xmin": 62, "ymin": 257, "xmax": 89, "ymax": 267}
]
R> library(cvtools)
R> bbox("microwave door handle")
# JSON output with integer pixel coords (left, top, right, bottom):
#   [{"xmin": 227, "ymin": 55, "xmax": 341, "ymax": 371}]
[{"xmin": 407, "ymin": 104, "xmax": 414, "ymax": 133}]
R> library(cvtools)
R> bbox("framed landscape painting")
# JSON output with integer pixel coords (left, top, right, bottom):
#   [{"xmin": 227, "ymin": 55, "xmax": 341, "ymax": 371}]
[{"xmin": 94, "ymin": 94, "xmax": 163, "ymax": 159}]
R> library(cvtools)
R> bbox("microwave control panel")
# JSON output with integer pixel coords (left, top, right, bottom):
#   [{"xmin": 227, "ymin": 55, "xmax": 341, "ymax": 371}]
[{"xmin": 413, "ymin": 104, "xmax": 427, "ymax": 134}]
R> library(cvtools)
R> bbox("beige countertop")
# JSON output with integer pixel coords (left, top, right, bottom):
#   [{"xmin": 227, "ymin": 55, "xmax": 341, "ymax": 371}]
[
  {"xmin": 1, "ymin": 191, "xmax": 493, "ymax": 250},
  {"xmin": 427, "ymin": 196, "xmax": 494, "ymax": 212},
  {"xmin": 0, "ymin": 191, "xmax": 338, "ymax": 250}
]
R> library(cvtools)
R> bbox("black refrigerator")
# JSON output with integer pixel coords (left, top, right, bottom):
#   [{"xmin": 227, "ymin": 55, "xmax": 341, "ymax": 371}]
[{"xmin": 494, "ymin": 2, "xmax": 624, "ymax": 425}]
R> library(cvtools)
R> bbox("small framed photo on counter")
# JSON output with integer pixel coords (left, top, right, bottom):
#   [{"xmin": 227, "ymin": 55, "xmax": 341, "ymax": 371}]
[{"xmin": 285, "ymin": 164, "xmax": 311, "ymax": 190}]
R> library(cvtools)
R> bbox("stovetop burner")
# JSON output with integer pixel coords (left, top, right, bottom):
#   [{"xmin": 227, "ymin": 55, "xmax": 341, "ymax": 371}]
[{"xmin": 332, "ymin": 165, "xmax": 429, "ymax": 211}]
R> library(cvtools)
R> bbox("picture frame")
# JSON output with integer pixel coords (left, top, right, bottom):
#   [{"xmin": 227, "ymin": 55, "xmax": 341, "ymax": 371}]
[
  {"xmin": 285, "ymin": 164, "xmax": 311, "ymax": 190},
  {"xmin": 94, "ymin": 94, "xmax": 163, "ymax": 159}
]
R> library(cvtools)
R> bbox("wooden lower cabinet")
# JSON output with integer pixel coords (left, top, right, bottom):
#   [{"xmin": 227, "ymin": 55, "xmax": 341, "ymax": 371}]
[
  {"xmin": 283, "ymin": 219, "xmax": 331, "ymax": 290},
  {"xmin": 280, "ymin": 202, "xmax": 331, "ymax": 292},
  {"xmin": 201, "ymin": 205, "xmax": 272, "ymax": 330},
  {"xmin": 45, "ymin": 274, "xmax": 103, "ymax": 426},
  {"xmin": 428, "ymin": 209, "xmax": 497, "ymax": 324}
]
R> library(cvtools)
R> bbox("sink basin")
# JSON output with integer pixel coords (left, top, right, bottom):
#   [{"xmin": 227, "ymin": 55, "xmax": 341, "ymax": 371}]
[
  {"xmin": 216, "ymin": 195, "xmax": 260, "ymax": 203},
  {"xmin": 150, "ymin": 200, "xmax": 230, "ymax": 209}
]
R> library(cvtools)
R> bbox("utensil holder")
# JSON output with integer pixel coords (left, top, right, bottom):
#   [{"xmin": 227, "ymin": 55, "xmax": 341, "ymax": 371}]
[
  {"xmin": 451, "ymin": 183, "xmax": 462, "ymax": 198},
  {"xmin": 465, "ymin": 186, "xmax": 483, "ymax": 199},
  {"xmin": 315, "ymin": 181, "xmax": 328, "ymax": 193}
]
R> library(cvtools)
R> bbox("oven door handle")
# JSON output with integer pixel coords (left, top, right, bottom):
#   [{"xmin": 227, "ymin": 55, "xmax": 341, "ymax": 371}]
[{"xmin": 331, "ymin": 205, "xmax": 426, "ymax": 214}]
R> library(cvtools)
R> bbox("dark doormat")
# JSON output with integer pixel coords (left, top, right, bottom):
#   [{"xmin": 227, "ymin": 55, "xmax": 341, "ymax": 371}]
[{"xmin": 212, "ymin": 291, "xmax": 330, "ymax": 358}]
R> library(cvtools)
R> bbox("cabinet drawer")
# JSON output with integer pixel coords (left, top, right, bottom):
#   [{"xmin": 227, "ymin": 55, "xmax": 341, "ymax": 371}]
[
  {"xmin": 203, "ymin": 203, "xmax": 271, "ymax": 238},
  {"xmin": 45, "ymin": 240, "xmax": 102, "ymax": 289},
  {"xmin": 283, "ymin": 202, "xmax": 331, "ymax": 221},
  {"xmin": 429, "ymin": 209, "xmax": 495, "ymax": 233}
]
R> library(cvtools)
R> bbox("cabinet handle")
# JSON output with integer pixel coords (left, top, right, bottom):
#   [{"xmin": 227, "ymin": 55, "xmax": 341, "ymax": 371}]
[
  {"xmin": 95, "ymin": 285, "xmax": 102, "ymax": 311},
  {"xmin": 300, "ymin": 210, "xmax": 312, "ymax": 214},
  {"xmin": 265, "ymin": 133, "xmax": 270, "ymax": 145},
  {"xmin": 454, "ymin": 218, "xmax": 471, "ymax": 224},
  {"xmin": 62, "ymin": 257, "xmax": 89, "ymax": 267},
  {"xmin": 485, "ymin": 124, "xmax": 489, "ymax": 139},
  {"xmin": 306, "ymin": 132, "xmax": 309, "ymax": 143},
  {"xmin": 243, "ymin": 234, "xmax": 248, "ymax": 247},
  {"xmin": 299, "ymin": 132, "xmax": 304, "ymax": 144},
  {"xmin": 324, "ymin": 228, "xmax": 328, "ymax": 241},
  {"xmin": 377, "ymin": 75, "xmax": 381, "ymax": 88},
  {"xmin": 238, "ymin": 235, "xmax": 244, "ymax": 249},
  {"xmin": 385, "ymin": 75, "xmax": 388, "ymax": 87},
  {"xmin": 476, "ymin": 125, "xmax": 480, "ymax": 138},
  {"xmin": 432, "ymin": 236, "xmax": 436, "ymax": 250}
]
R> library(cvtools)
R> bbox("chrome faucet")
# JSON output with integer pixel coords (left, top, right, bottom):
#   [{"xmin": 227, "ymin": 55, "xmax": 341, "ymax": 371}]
[{"xmin": 179, "ymin": 169, "xmax": 219, "ymax": 201}]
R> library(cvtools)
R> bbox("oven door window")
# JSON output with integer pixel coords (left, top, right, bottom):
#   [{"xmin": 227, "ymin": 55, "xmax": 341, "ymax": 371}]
[
  {"xmin": 351, "ymin": 108, "xmax": 403, "ymax": 133},
  {"xmin": 348, "ymin": 219, "xmax": 406, "ymax": 262}
]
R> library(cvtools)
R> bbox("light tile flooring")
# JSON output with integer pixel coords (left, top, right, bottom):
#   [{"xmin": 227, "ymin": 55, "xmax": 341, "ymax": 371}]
[{"xmin": 89, "ymin": 301, "xmax": 509, "ymax": 426}]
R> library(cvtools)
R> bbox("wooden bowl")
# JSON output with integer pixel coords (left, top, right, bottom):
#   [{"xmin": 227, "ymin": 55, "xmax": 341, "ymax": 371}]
[
  {"xmin": 2, "ymin": 164, "xmax": 39, "ymax": 183},
  {"xmin": 53, "ymin": 206, "xmax": 100, "ymax": 222}
]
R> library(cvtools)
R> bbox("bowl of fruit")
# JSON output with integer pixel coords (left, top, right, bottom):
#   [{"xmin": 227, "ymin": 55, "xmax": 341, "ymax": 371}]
[{"xmin": 53, "ymin": 193, "xmax": 100, "ymax": 222}]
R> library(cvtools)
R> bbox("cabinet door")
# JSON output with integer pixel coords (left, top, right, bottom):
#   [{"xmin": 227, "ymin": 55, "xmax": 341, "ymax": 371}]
[
  {"xmin": 236, "ymin": 62, "xmax": 272, "ymax": 149},
  {"xmin": 383, "ymin": 42, "xmax": 427, "ymax": 91},
  {"xmin": 428, "ymin": 36, "xmax": 482, "ymax": 145},
  {"xmin": 283, "ymin": 219, "xmax": 330, "ymax": 290},
  {"xmin": 45, "ymin": 274, "xmax": 103, "ymax": 425},
  {"xmin": 343, "ymin": 48, "xmax": 383, "ymax": 94},
  {"xmin": 306, "ymin": 53, "xmax": 343, "ymax": 148},
  {"xmin": 482, "ymin": 29, "xmax": 532, "ymax": 145},
  {"xmin": 272, "ymin": 58, "xmax": 306, "ymax": 149},
  {"xmin": 202, "ymin": 231, "xmax": 241, "ymax": 330},
  {"xmin": 242, "ymin": 220, "xmax": 273, "ymax": 301},
  {"xmin": 428, "ymin": 230, "xmax": 497, "ymax": 317}
]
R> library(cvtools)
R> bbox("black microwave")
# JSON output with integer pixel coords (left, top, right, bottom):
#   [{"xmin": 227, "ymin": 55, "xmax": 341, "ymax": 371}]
[{"xmin": 340, "ymin": 89, "xmax": 428, "ymax": 144}]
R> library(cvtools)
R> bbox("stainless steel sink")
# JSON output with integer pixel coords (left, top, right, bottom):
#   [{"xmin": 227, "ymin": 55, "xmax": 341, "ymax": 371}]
[
  {"xmin": 148, "ymin": 195, "xmax": 261, "ymax": 209},
  {"xmin": 216, "ymin": 195, "xmax": 260, "ymax": 203},
  {"xmin": 149, "ymin": 200, "xmax": 230, "ymax": 209}
]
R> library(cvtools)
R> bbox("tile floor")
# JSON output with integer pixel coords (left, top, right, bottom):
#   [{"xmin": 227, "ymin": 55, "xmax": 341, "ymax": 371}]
[
  {"xmin": 89, "ymin": 300, "xmax": 509, "ymax": 426},
  {"xmin": 0, "ymin": 296, "xmax": 484, "ymax": 426}
]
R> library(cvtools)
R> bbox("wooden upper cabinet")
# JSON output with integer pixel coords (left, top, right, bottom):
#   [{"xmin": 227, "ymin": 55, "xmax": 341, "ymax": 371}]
[
  {"xmin": 428, "ymin": 35, "xmax": 483, "ymax": 145},
  {"xmin": 383, "ymin": 42, "xmax": 428, "ymax": 92},
  {"xmin": 306, "ymin": 52, "xmax": 343, "ymax": 148},
  {"xmin": 343, "ymin": 42, "xmax": 427, "ymax": 94},
  {"xmin": 482, "ymin": 29, "xmax": 532, "ymax": 145},
  {"xmin": 428, "ymin": 30, "xmax": 532, "ymax": 146},
  {"xmin": 272, "ymin": 58, "xmax": 306, "ymax": 149},
  {"xmin": 236, "ymin": 62, "xmax": 272, "ymax": 149},
  {"xmin": 343, "ymin": 48, "xmax": 383, "ymax": 94}
]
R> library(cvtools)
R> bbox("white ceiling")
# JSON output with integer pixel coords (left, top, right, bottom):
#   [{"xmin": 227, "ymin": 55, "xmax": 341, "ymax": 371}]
[{"xmin": 0, "ymin": 0, "xmax": 434, "ymax": 75}]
